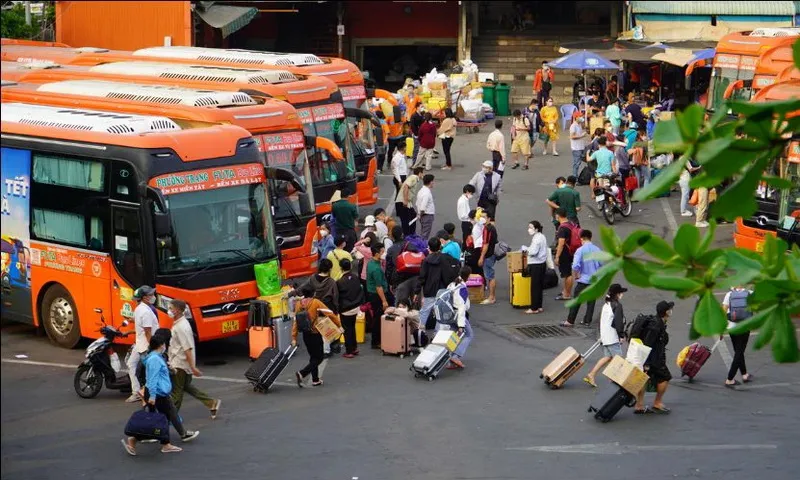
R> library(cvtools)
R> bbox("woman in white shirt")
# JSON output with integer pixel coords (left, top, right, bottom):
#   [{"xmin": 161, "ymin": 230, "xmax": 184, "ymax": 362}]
[
  {"xmin": 390, "ymin": 149, "xmax": 408, "ymax": 195},
  {"xmin": 584, "ymin": 283, "xmax": 627, "ymax": 387},
  {"xmin": 523, "ymin": 221, "xmax": 548, "ymax": 314}
]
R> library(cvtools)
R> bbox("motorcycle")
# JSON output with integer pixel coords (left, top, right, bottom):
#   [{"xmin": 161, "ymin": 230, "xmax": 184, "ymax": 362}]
[
  {"xmin": 594, "ymin": 174, "xmax": 632, "ymax": 225},
  {"xmin": 73, "ymin": 308, "xmax": 133, "ymax": 399}
]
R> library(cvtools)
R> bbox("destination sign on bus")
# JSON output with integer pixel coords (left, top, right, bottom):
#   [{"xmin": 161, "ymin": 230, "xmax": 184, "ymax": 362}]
[
  {"xmin": 789, "ymin": 141, "xmax": 800, "ymax": 164},
  {"xmin": 255, "ymin": 132, "xmax": 305, "ymax": 152},
  {"xmin": 150, "ymin": 163, "xmax": 266, "ymax": 195},
  {"xmin": 340, "ymin": 85, "xmax": 366, "ymax": 102},
  {"xmin": 296, "ymin": 103, "xmax": 345, "ymax": 124}
]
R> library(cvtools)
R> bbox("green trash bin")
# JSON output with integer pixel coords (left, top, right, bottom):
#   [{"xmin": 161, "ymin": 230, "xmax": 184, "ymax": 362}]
[
  {"xmin": 482, "ymin": 83, "xmax": 497, "ymax": 111},
  {"xmin": 495, "ymin": 83, "xmax": 511, "ymax": 117}
]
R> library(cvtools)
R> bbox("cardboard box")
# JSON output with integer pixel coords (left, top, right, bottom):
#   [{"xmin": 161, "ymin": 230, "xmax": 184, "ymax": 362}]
[
  {"xmin": 316, "ymin": 316, "xmax": 344, "ymax": 345},
  {"xmin": 468, "ymin": 285, "xmax": 485, "ymax": 304},
  {"xmin": 507, "ymin": 251, "xmax": 526, "ymax": 273},
  {"xmin": 432, "ymin": 330, "xmax": 460, "ymax": 352},
  {"xmin": 429, "ymin": 89, "xmax": 449, "ymax": 102},
  {"xmin": 427, "ymin": 80, "xmax": 448, "ymax": 91},
  {"xmin": 602, "ymin": 355, "xmax": 650, "ymax": 396}
]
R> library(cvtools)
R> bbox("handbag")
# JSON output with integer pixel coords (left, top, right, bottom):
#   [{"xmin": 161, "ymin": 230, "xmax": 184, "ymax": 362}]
[
  {"xmin": 545, "ymin": 246, "xmax": 555, "ymax": 270},
  {"xmin": 624, "ymin": 175, "xmax": 639, "ymax": 192},
  {"xmin": 124, "ymin": 406, "xmax": 170, "ymax": 442},
  {"xmin": 688, "ymin": 189, "xmax": 699, "ymax": 206},
  {"xmin": 494, "ymin": 241, "xmax": 511, "ymax": 260},
  {"xmin": 538, "ymin": 131, "xmax": 550, "ymax": 142}
]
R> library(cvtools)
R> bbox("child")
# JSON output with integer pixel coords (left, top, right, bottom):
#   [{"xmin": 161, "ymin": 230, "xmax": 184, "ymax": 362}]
[{"xmin": 387, "ymin": 297, "xmax": 424, "ymax": 349}]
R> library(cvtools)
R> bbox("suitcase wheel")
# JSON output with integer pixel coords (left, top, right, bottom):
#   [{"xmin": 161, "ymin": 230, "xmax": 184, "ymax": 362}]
[
  {"xmin": 427, "ymin": 376, "xmax": 435, "ymax": 382},
  {"xmin": 587, "ymin": 407, "xmax": 593, "ymax": 413},
  {"xmin": 414, "ymin": 373, "xmax": 421, "ymax": 379},
  {"xmin": 399, "ymin": 354, "xmax": 405, "ymax": 359},
  {"xmin": 539, "ymin": 374, "xmax": 544, "ymax": 379},
  {"xmin": 687, "ymin": 377, "xmax": 694, "ymax": 383}
]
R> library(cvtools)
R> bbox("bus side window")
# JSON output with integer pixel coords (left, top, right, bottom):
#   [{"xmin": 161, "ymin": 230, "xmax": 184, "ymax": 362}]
[
  {"xmin": 111, "ymin": 161, "xmax": 138, "ymax": 203},
  {"xmin": 112, "ymin": 208, "xmax": 144, "ymax": 288}
]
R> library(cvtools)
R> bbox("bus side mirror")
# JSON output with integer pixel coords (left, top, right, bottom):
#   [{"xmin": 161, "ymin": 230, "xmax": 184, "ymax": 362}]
[
  {"xmin": 305, "ymin": 135, "xmax": 344, "ymax": 161},
  {"xmin": 145, "ymin": 186, "xmax": 172, "ymax": 243},
  {"xmin": 264, "ymin": 166, "xmax": 306, "ymax": 194},
  {"xmin": 723, "ymin": 80, "xmax": 744, "ymax": 100}
]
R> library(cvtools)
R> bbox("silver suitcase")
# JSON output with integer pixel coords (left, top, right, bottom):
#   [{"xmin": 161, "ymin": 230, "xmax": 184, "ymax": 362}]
[
  {"xmin": 410, "ymin": 344, "xmax": 451, "ymax": 381},
  {"xmin": 273, "ymin": 316, "xmax": 293, "ymax": 353}
]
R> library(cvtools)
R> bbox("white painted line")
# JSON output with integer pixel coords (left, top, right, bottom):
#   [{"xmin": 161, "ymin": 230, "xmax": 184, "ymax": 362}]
[
  {"xmin": 660, "ymin": 197, "xmax": 679, "ymax": 236},
  {"xmin": 507, "ymin": 442, "xmax": 778, "ymax": 454},
  {"xmin": 1, "ymin": 358, "xmax": 296, "ymax": 387},
  {"xmin": 716, "ymin": 338, "xmax": 733, "ymax": 371}
]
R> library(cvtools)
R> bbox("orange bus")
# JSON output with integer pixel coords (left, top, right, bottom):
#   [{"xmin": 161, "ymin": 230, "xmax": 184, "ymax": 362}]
[
  {"xmin": 0, "ymin": 47, "xmax": 359, "ymax": 217},
  {"xmin": 0, "ymin": 79, "xmax": 324, "ymax": 279},
  {"xmin": 705, "ymin": 27, "xmax": 799, "ymax": 112},
  {"xmin": 0, "ymin": 41, "xmax": 398, "ymax": 206},
  {"xmin": 1, "ymin": 102, "xmax": 278, "ymax": 348},
  {"xmin": 733, "ymin": 80, "xmax": 800, "ymax": 252}
]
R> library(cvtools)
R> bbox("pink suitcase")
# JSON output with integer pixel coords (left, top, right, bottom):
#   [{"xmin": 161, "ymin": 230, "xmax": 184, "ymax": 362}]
[
  {"xmin": 680, "ymin": 342, "xmax": 712, "ymax": 381},
  {"xmin": 381, "ymin": 313, "xmax": 412, "ymax": 358}
]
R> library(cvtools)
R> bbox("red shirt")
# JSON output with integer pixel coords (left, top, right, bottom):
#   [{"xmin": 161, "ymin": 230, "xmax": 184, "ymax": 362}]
[{"xmin": 418, "ymin": 121, "xmax": 437, "ymax": 149}]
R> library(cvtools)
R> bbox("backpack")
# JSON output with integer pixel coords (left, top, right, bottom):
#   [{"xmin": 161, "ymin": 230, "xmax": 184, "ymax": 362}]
[
  {"xmin": 560, "ymin": 221, "xmax": 582, "ymax": 256},
  {"xmin": 433, "ymin": 287, "xmax": 457, "ymax": 327},
  {"xmin": 396, "ymin": 250, "xmax": 425, "ymax": 274},
  {"xmin": 494, "ymin": 240, "xmax": 511, "ymax": 260},
  {"xmin": 295, "ymin": 306, "xmax": 313, "ymax": 333},
  {"xmin": 627, "ymin": 313, "xmax": 658, "ymax": 345},
  {"xmin": 404, "ymin": 234, "xmax": 429, "ymax": 255},
  {"xmin": 577, "ymin": 166, "xmax": 593, "ymax": 186},
  {"xmin": 728, "ymin": 290, "xmax": 752, "ymax": 322}
]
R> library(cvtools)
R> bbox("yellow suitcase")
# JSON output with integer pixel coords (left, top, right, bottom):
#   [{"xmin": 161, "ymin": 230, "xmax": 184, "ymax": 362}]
[
  {"xmin": 340, "ymin": 312, "xmax": 367, "ymax": 344},
  {"xmin": 510, "ymin": 272, "xmax": 531, "ymax": 308}
]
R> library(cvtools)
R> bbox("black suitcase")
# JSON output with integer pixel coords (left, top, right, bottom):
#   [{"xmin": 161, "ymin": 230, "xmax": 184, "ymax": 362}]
[
  {"xmin": 587, "ymin": 381, "xmax": 636, "ymax": 422},
  {"xmin": 245, "ymin": 345, "xmax": 297, "ymax": 393}
]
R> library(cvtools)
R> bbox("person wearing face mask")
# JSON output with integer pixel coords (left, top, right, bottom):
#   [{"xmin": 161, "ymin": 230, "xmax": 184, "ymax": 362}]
[
  {"xmin": 583, "ymin": 284, "xmax": 628, "ymax": 387},
  {"xmin": 126, "ymin": 285, "xmax": 160, "ymax": 403},
  {"xmin": 314, "ymin": 223, "xmax": 335, "ymax": 261},
  {"xmin": 605, "ymin": 97, "xmax": 622, "ymax": 136},
  {"xmin": 122, "ymin": 334, "xmax": 199, "ymax": 455},
  {"xmin": 540, "ymin": 98, "xmax": 560, "ymax": 156},
  {"xmin": 168, "ymin": 299, "xmax": 222, "ymax": 419},
  {"xmin": 569, "ymin": 114, "xmax": 589, "ymax": 178},
  {"xmin": 522, "ymin": 221, "xmax": 548, "ymax": 315},
  {"xmin": 469, "ymin": 161, "xmax": 502, "ymax": 219},
  {"xmin": 633, "ymin": 301, "xmax": 674, "ymax": 415}
]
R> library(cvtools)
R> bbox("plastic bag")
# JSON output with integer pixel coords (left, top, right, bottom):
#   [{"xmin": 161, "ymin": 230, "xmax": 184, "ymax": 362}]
[
  {"xmin": 254, "ymin": 259, "xmax": 281, "ymax": 296},
  {"xmin": 625, "ymin": 338, "xmax": 652, "ymax": 370}
]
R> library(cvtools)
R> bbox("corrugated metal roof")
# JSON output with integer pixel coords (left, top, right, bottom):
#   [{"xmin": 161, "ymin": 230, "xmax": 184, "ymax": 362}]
[{"xmin": 630, "ymin": 1, "xmax": 799, "ymax": 16}]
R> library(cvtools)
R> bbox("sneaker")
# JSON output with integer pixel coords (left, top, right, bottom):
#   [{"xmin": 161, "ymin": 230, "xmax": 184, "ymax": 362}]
[
  {"xmin": 695, "ymin": 221, "xmax": 710, "ymax": 228},
  {"xmin": 441, "ymin": 166, "xmax": 451, "ymax": 170},
  {"xmin": 181, "ymin": 431, "xmax": 200, "ymax": 443},
  {"xmin": 125, "ymin": 393, "xmax": 141, "ymax": 403},
  {"xmin": 511, "ymin": 163, "xmax": 520, "ymax": 169},
  {"xmin": 312, "ymin": 380, "xmax": 324, "ymax": 387},
  {"xmin": 210, "ymin": 399, "xmax": 221, "ymax": 420},
  {"xmin": 681, "ymin": 211, "xmax": 693, "ymax": 217}
]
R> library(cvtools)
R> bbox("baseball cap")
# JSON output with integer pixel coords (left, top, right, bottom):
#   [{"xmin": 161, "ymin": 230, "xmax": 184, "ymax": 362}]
[
  {"xmin": 482, "ymin": 160, "xmax": 493, "ymax": 168},
  {"xmin": 134, "ymin": 285, "xmax": 155, "ymax": 299},
  {"xmin": 656, "ymin": 300, "xmax": 675, "ymax": 317},
  {"xmin": 364, "ymin": 215, "xmax": 376, "ymax": 227},
  {"xmin": 608, "ymin": 284, "xmax": 628, "ymax": 296}
]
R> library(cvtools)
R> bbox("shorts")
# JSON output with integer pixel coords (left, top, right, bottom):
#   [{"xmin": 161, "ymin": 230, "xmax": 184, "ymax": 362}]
[
  {"xmin": 510, "ymin": 134, "xmax": 531, "ymax": 156},
  {"xmin": 558, "ymin": 253, "xmax": 573, "ymax": 278},
  {"xmin": 603, "ymin": 342, "xmax": 623, "ymax": 358},
  {"xmin": 483, "ymin": 255, "xmax": 497, "ymax": 280},
  {"xmin": 648, "ymin": 363, "xmax": 672, "ymax": 384}
]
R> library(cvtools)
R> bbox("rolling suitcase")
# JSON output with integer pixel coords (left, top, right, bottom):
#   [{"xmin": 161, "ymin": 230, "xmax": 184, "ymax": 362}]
[
  {"xmin": 678, "ymin": 340, "xmax": 719, "ymax": 382},
  {"xmin": 510, "ymin": 272, "xmax": 531, "ymax": 308},
  {"xmin": 540, "ymin": 340, "xmax": 601, "ymax": 389},
  {"xmin": 588, "ymin": 381, "xmax": 636, "ymax": 423},
  {"xmin": 381, "ymin": 313, "xmax": 412, "ymax": 358},
  {"xmin": 248, "ymin": 300, "xmax": 272, "ymax": 360},
  {"xmin": 410, "ymin": 330, "xmax": 464, "ymax": 381},
  {"xmin": 245, "ymin": 345, "xmax": 297, "ymax": 393}
]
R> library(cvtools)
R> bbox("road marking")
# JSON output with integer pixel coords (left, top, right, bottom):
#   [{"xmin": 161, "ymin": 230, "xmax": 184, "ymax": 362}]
[
  {"xmin": 660, "ymin": 197, "xmax": 679, "ymax": 236},
  {"xmin": 1, "ymin": 358, "xmax": 296, "ymax": 387},
  {"xmin": 716, "ymin": 338, "xmax": 733, "ymax": 370},
  {"xmin": 506, "ymin": 442, "xmax": 778, "ymax": 454}
]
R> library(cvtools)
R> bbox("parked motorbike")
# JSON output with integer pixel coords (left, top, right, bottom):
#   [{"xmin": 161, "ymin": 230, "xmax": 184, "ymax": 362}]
[
  {"xmin": 73, "ymin": 308, "xmax": 133, "ymax": 399},
  {"xmin": 594, "ymin": 174, "xmax": 632, "ymax": 225}
]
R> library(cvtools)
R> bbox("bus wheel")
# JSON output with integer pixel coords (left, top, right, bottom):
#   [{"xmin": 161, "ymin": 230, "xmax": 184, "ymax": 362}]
[{"xmin": 41, "ymin": 285, "xmax": 82, "ymax": 348}]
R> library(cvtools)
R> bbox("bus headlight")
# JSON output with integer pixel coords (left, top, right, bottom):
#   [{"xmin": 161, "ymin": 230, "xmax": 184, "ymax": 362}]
[{"xmin": 157, "ymin": 294, "xmax": 192, "ymax": 319}]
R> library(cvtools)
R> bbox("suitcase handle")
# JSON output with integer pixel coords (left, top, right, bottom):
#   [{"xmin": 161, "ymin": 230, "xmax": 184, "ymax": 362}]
[{"xmin": 582, "ymin": 339, "xmax": 602, "ymax": 358}]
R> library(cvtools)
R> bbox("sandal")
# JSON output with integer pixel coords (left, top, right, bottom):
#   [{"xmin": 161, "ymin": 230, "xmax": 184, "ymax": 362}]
[
  {"xmin": 210, "ymin": 399, "xmax": 221, "ymax": 419},
  {"xmin": 725, "ymin": 380, "xmax": 740, "ymax": 388},
  {"xmin": 121, "ymin": 438, "xmax": 136, "ymax": 456},
  {"xmin": 560, "ymin": 321, "xmax": 574, "ymax": 327},
  {"xmin": 522, "ymin": 165, "xmax": 530, "ymax": 170},
  {"xmin": 742, "ymin": 374, "xmax": 754, "ymax": 383},
  {"xmin": 554, "ymin": 294, "xmax": 571, "ymax": 301},
  {"xmin": 524, "ymin": 308, "xmax": 543, "ymax": 314},
  {"xmin": 480, "ymin": 299, "xmax": 496, "ymax": 305},
  {"xmin": 161, "ymin": 444, "xmax": 183, "ymax": 453},
  {"xmin": 582, "ymin": 376, "xmax": 597, "ymax": 388},
  {"xmin": 651, "ymin": 406, "xmax": 671, "ymax": 414},
  {"xmin": 634, "ymin": 407, "xmax": 651, "ymax": 415},
  {"xmin": 295, "ymin": 371, "xmax": 304, "ymax": 388}
]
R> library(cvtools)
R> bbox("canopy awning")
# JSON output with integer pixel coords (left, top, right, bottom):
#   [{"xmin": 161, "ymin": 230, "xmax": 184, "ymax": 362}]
[
  {"xmin": 630, "ymin": 1, "xmax": 799, "ymax": 16},
  {"xmin": 194, "ymin": 2, "xmax": 258, "ymax": 38}
]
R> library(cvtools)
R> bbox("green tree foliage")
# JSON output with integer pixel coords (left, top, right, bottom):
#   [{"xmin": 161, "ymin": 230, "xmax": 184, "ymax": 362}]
[
  {"xmin": 1, "ymin": 2, "xmax": 55, "ymax": 40},
  {"xmin": 569, "ymin": 40, "xmax": 800, "ymax": 363}
]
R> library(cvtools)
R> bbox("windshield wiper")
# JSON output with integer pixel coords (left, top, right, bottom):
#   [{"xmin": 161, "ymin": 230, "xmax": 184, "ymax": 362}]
[
  {"xmin": 278, "ymin": 196, "xmax": 303, "ymax": 225},
  {"xmin": 209, "ymin": 248, "xmax": 258, "ymax": 264}
]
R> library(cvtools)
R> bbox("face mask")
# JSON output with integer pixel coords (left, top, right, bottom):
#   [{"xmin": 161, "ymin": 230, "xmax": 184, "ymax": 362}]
[
  {"xmin": 479, "ymin": 218, "xmax": 487, "ymax": 225},
  {"xmin": 146, "ymin": 296, "xmax": 156, "ymax": 305},
  {"xmin": 528, "ymin": 227, "xmax": 536, "ymax": 235},
  {"xmin": 168, "ymin": 310, "xmax": 176, "ymax": 319},
  {"xmin": 319, "ymin": 230, "xmax": 329, "ymax": 237}
]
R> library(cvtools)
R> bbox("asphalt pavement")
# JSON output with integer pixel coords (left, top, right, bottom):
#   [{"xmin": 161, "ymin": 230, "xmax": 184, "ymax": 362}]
[{"xmin": 2, "ymin": 124, "xmax": 799, "ymax": 480}]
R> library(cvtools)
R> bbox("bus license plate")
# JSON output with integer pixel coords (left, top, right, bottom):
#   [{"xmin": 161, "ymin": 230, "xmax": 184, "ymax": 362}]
[
  {"xmin": 595, "ymin": 194, "xmax": 605, "ymax": 202},
  {"xmin": 221, "ymin": 320, "xmax": 240, "ymax": 334}
]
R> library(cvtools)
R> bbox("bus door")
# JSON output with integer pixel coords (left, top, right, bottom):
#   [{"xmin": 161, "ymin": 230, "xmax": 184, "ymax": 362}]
[{"xmin": 108, "ymin": 160, "xmax": 147, "ymax": 329}]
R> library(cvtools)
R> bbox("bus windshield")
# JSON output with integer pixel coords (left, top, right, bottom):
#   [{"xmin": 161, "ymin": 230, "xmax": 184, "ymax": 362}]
[
  {"xmin": 707, "ymin": 55, "xmax": 757, "ymax": 111},
  {"xmin": 158, "ymin": 182, "xmax": 276, "ymax": 274},
  {"xmin": 256, "ymin": 132, "xmax": 316, "ymax": 221},
  {"xmin": 303, "ymin": 116, "xmax": 356, "ymax": 186}
]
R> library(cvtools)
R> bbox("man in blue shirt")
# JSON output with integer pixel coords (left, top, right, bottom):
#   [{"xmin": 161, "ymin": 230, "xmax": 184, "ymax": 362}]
[
  {"xmin": 590, "ymin": 137, "xmax": 616, "ymax": 178},
  {"xmin": 563, "ymin": 229, "xmax": 603, "ymax": 327},
  {"xmin": 438, "ymin": 230, "xmax": 462, "ymax": 261}
]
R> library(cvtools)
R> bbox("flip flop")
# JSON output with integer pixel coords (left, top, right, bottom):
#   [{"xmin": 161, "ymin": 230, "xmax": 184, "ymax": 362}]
[
  {"xmin": 651, "ymin": 406, "xmax": 671, "ymax": 414},
  {"xmin": 725, "ymin": 380, "xmax": 740, "ymax": 388},
  {"xmin": 634, "ymin": 406, "xmax": 652, "ymax": 415},
  {"xmin": 524, "ymin": 309, "xmax": 543, "ymax": 314},
  {"xmin": 560, "ymin": 321, "xmax": 574, "ymax": 327},
  {"xmin": 582, "ymin": 376, "xmax": 597, "ymax": 388},
  {"xmin": 121, "ymin": 438, "xmax": 136, "ymax": 456},
  {"xmin": 554, "ymin": 295, "xmax": 572, "ymax": 301},
  {"xmin": 742, "ymin": 374, "xmax": 754, "ymax": 383}
]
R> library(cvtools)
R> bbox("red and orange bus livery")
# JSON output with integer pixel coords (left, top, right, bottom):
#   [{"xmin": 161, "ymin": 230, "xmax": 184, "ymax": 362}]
[{"xmin": 1, "ymin": 102, "xmax": 278, "ymax": 348}]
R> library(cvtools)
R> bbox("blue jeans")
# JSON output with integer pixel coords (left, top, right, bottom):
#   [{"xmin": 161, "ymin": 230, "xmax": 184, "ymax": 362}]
[
  {"xmin": 419, "ymin": 296, "xmax": 435, "ymax": 330},
  {"xmin": 571, "ymin": 149, "xmax": 584, "ymax": 178},
  {"xmin": 635, "ymin": 165, "xmax": 650, "ymax": 189},
  {"xmin": 679, "ymin": 174, "xmax": 693, "ymax": 214},
  {"xmin": 453, "ymin": 319, "xmax": 473, "ymax": 360}
]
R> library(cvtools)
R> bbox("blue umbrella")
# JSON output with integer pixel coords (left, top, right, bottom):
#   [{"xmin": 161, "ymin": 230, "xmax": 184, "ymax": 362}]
[
  {"xmin": 688, "ymin": 48, "xmax": 715, "ymax": 65},
  {"xmin": 547, "ymin": 50, "xmax": 619, "ymax": 71}
]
